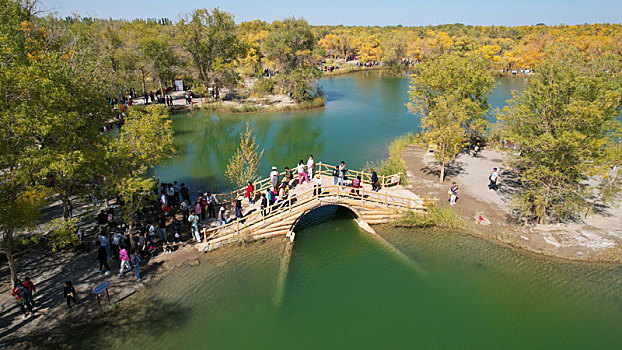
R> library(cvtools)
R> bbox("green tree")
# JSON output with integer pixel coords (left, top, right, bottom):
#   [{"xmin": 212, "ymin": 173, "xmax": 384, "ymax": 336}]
[
  {"xmin": 106, "ymin": 105, "xmax": 175, "ymax": 246},
  {"xmin": 0, "ymin": 0, "xmax": 111, "ymax": 286},
  {"xmin": 262, "ymin": 17, "xmax": 316, "ymax": 72},
  {"xmin": 140, "ymin": 26, "xmax": 178, "ymax": 95},
  {"xmin": 408, "ymin": 53, "xmax": 495, "ymax": 182},
  {"xmin": 177, "ymin": 8, "xmax": 245, "ymax": 99},
  {"xmin": 498, "ymin": 52, "xmax": 622, "ymax": 223},
  {"xmin": 225, "ymin": 122, "xmax": 264, "ymax": 187}
]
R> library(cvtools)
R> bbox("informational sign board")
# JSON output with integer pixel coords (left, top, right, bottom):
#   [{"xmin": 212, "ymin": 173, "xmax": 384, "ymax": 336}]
[
  {"xmin": 174, "ymin": 79, "xmax": 184, "ymax": 91},
  {"xmin": 93, "ymin": 281, "xmax": 110, "ymax": 295},
  {"xmin": 93, "ymin": 281, "xmax": 111, "ymax": 308}
]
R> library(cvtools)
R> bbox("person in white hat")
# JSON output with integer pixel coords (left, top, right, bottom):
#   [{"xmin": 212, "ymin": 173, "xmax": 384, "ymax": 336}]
[
  {"xmin": 218, "ymin": 206, "xmax": 227, "ymax": 227},
  {"xmin": 270, "ymin": 166, "xmax": 280, "ymax": 192},
  {"xmin": 235, "ymin": 196, "xmax": 243, "ymax": 219}
]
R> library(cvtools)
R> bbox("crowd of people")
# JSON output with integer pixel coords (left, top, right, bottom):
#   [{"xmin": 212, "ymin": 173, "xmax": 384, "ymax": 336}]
[{"xmin": 11, "ymin": 158, "xmax": 386, "ymax": 320}]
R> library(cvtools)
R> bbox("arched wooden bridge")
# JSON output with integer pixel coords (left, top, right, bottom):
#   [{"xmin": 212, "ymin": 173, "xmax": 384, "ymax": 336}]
[{"xmin": 197, "ymin": 163, "xmax": 436, "ymax": 252}]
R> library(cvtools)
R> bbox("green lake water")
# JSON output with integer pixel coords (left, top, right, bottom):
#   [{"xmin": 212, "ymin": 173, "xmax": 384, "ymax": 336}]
[
  {"xmin": 67, "ymin": 73, "xmax": 622, "ymax": 349},
  {"xmin": 68, "ymin": 207, "xmax": 622, "ymax": 349}
]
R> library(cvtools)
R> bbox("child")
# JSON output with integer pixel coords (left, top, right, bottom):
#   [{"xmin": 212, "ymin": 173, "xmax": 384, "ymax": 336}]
[{"xmin": 64, "ymin": 281, "xmax": 79, "ymax": 310}]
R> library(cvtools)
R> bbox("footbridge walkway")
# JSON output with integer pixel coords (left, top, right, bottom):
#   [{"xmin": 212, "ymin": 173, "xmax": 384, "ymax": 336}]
[{"xmin": 197, "ymin": 163, "xmax": 436, "ymax": 252}]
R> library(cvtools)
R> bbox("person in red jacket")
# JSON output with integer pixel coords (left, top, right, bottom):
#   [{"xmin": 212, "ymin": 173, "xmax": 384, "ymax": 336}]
[
  {"xmin": 245, "ymin": 181, "xmax": 254, "ymax": 204},
  {"xmin": 12, "ymin": 280, "xmax": 34, "ymax": 319},
  {"xmin": 22, "ymin": 277, "xmax": 36, "ymax": 306}
]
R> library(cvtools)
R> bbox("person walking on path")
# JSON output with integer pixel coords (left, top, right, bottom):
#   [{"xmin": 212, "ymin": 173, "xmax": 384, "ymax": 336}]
[
  {"xmin": 270, "ymin": 166, "xmax": 280, "ymax": 192},
  {"xmin": 245, "ymin": 181, "xmax": 254, "ymax": 204},
  {"xmin": 63, "ymin": 281, "xmax": 79, "ymax": 310},
  {"xmin": 96, "ymin": 241, "xmax": 111, "ymax": 274},
  {"xmin": 188, "ymin": 210, "xmax": 201, "ymax": 242},
  {"xmin": 156, "ymin": 213, "xmax": 167, "ymax": 243},
  {"xmin": 297, "ymin": 160, "xmax": 309, "ymax": 185},
  {"xmin": 22, "ymin": 277, "xmax": 36, "ymax": 306},
  {"xmin": 195, "ymin": 199, "xmax": 203, "ymax": 222},
  {"xmin": 488, "ymin": 168, "xmax": 499, "ymax": 191},
  {"xmin": 99, "ymin": 231, "xmax": 111, "ymax": 261},
  {"xmin": 338, "ymin": 161, "xmax": 347, "ymax": 186},
  {"xmin": 118, "ymin": 247, "xmax": 131, "ymax": 276},
  {"xmin": 180, "ymin": 183, "xmax": 190, "ymax": 203},
  {"xmin": 371, "ymin": 168, "xmax": 380, "ymax": 192},
  {"xmin": 180, "ymin": 199, "xmax": 190, "ymax": 223},
  {"xmin": 307, "ymin": 155, "xmax": 315, "ymax": 179},
  {"xmin": 173, "ymin": 181, "xmax": 180, "ymax": 204},
  {"xmin": 12, "ymin": 280, "xmax": 34, "ymax": 319},
  {"xmin": 131, "ymin": 249, "xmax": 141, "ymax": 280},
  {"xmin": 449, "ymin": 182, "xmax": 459, "ymax": 206},
  {"xmin": 206, "ymin": 192, "xmax": 217, "ymax": 219}
]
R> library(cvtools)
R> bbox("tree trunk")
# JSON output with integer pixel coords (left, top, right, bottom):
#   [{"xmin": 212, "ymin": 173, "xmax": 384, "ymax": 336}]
[
  {"xmin": 439, "ymin": 162, "xmax": 446, "ymax": 183},
  {"xmin": 141, "ymin": 68, "xmax": 147, "ymax": 98},
  {"xmin": 61, "ymin": 195, "xmax": 71, "ymax": 219},
  {"xmin": 128, "ymin": 222, "xmax": 136, "ymax": 249},
  {"xmin": 4, "ymin": 230, "xmax": 17, "ymax": 289}
]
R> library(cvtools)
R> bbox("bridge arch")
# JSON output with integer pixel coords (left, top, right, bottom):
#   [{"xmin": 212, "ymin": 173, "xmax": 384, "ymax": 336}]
[{"xmin": 287, "ymin": 202, "xmax": 375, "ymax": 241}]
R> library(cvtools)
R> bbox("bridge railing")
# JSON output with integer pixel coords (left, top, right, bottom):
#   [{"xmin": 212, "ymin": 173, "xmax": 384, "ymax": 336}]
[
  {"xmin": 316, "ymin": 163, "xmax": 401, "ymax": 188},
  {"xmin": 213, "ymin": 162, "xmax": 401, "ymax": 205},
  {"xmin": 203, "ymin": 182, "xmax": 436, "ymax": 241}
]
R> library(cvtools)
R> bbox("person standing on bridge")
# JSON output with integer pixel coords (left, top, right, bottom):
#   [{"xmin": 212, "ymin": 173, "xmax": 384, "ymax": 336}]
[
  {"xmin": 307, "ymin": 155, "xmax": 315, "ymax": 179},
  {"xmin": 338, "ymin": 161, "xmax": 347, "ymax": 186},
  {"xmin": 270, "ymin": 166, "xmax": 280, "ymax": 192},
  {"xmin": 235, "ymin": 196, "xmax": 244, "ymax": 219},
  {"xmin": 371, "ymin": 168, "xmax": 380, "ymax": 192},
  {"xmin": 284, "ymin": 166, "xmax": 294, "ymax": 186},
  {"xmin": 260, "ymin": 193, "xmax": 268, "ymax": 217},
  {"xmin": 245, "ymin": 181, "xmax": 254, "ymax": 204},
  {"xmin": 218, "ymin": 207, "xmax": 228, "ymax": 227},
  {"xmin": 297, "ymin": 160, "xmax": 309, "ymax": 185}
]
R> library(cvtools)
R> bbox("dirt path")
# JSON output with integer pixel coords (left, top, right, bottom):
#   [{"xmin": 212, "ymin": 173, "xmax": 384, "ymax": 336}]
[
  {"xmin": 402, "ymin": 145, "xmax": 622, "ymax": 262},
  {"xmin": 0, "ymin": 200, "xmax": 203, "ymax": 349}
]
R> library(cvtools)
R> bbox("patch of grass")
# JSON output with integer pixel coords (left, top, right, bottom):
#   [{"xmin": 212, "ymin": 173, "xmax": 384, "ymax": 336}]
[
  {"xmin": 394, "ymin": 205, "xmax": 466, "ymax": 229},
  {"xmin": 364, "ymin": 133, "xmax": 416, "ymax": 185}
]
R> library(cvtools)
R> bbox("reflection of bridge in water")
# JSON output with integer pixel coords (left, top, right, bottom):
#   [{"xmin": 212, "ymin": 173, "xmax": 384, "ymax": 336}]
[{"xmin": 197, "ymin": 163, "xmax": 436, "ymax": 252}]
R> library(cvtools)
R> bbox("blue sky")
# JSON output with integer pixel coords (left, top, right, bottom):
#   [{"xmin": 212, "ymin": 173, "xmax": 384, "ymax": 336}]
[{"xmin": 39, "ymin": 0, "xmax": 622, "ymax": 26}]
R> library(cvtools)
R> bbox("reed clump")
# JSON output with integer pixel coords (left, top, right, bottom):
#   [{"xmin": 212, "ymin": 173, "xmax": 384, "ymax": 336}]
[{"xmin": 394, "ymin": 205, "xmax": 466, "ymax": 229}]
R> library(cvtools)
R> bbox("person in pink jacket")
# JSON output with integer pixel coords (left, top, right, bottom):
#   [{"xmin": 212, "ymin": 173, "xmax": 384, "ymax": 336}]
[{"xmin": 118, "ymin": 247, "xmax": 131, "ymax": 276}]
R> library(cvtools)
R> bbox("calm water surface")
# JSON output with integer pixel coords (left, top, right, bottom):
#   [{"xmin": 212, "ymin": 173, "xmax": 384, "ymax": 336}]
[
  {"xmin": 70, "ymin": 207, "xmax": 622, "ymax": 349},
  {"xmin": 70, "ymin": 74, "xmax": 622, "ymax": 349}
]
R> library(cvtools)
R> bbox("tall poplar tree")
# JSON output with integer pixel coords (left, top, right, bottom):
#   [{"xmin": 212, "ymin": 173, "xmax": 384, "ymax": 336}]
[
  {"xmin": 499, "ymin": 51, "xmax": 622, "ymax": 223},
  {"xmin": 408, "ymin": 53, "xmax": 495, "ymax": 182}
]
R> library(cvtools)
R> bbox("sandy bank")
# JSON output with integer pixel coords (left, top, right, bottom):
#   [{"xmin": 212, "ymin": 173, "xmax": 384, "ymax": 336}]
[{"xmin": 402, "ymin": 145, "xmax": 622, "ymax": 263}]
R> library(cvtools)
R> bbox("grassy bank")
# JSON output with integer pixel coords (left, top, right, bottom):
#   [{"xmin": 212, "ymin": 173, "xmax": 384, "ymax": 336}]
[
  {"xmin": 365, "ymin": 133, "xmax": 416, "ymax": 185},
  {"xmin": 394, "ymin": 206, "xmax": 467, "ymax": 229}
]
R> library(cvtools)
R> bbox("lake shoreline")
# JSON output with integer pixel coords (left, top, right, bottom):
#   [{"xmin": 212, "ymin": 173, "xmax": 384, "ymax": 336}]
[{"xmin": 401, "ymin": 145, "xmax": 622, "ymax": 264}]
